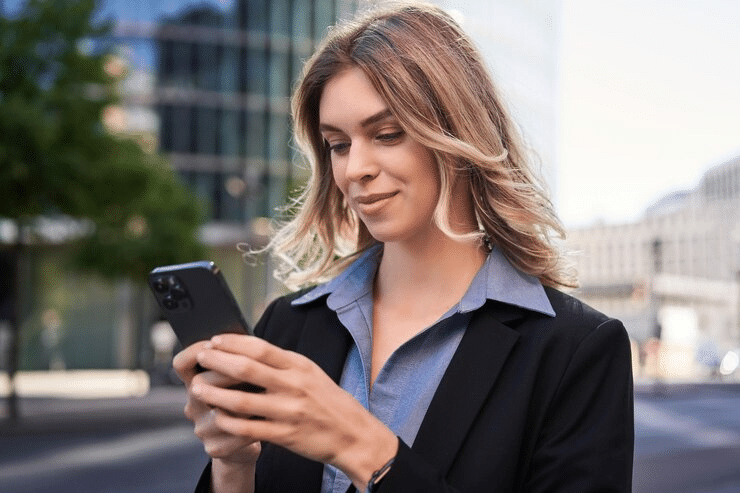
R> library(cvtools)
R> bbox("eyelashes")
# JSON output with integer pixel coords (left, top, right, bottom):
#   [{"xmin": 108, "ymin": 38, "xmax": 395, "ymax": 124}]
[{"xmin": 325, "ymin": 130, "xmax": 405, "ymax": 156}]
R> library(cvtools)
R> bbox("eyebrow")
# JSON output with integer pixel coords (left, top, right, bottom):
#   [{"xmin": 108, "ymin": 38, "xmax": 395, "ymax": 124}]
[{"xmin": 319, "ymin": 108, "xmax": 394, "ymax": 133}]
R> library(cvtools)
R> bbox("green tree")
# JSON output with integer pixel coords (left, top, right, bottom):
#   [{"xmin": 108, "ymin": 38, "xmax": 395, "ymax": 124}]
[{"xmin": 0, "ymin": 0, "xmax": 205, "ymax": 419}]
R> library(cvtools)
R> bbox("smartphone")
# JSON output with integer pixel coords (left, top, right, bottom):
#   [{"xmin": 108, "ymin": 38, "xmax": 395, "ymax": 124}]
[
  {"xmin": 149, "ymin": 261, "xmax": 263, "ymax": 394},
  {"xmin": 148, "ymin": 261, "xmax": 252, "ymax": 347}
]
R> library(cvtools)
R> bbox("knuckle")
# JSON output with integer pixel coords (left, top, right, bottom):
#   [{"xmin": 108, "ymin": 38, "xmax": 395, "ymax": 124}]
[
  {"xmin": 171, "ymin": 352, "xmax": 185, "ymax": 371},
  {"xmin": 203, "ymin": 442, "xmax": 226, "ymax": 458},
  {"xmin": 251, "ymin": 340, "xmax": 271, "ymax": 361},
  {"xmin": 183, "ymin": 401, "xmax": 194, "ymax": 420},
  {"xmin": 194, "ymin": 423, "xmax": 208, "ymax": 442},
  {"xmin": 232, "ymin": 359, "xmax": 254, "ymax": 383},
  {"xmin": 284, "ymin": 399, "xmax": 308, "ymax": 423},
  {"xmin": 191, "ymin": 372, "xmax": 206, "ymax": 388},
  {"xmin": 233, "ymin": 397, "xmax": 255, "ymax": 417},
  {"xmin": 183, "ymin": 396, "xmax": 206, "ymax": 421},
  {"xmin": 293, "ymin": 352, "xmax": 313, "ymax": 371},
  {"xmin": 193, "ymin": 410, "xmax": 216, "ymax": 438},
  {"xmin": 285, "ymin": 370, "xmax": 310, "ymax": 393}
]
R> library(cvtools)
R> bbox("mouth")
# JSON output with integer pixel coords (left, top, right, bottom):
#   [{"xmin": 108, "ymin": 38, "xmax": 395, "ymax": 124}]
[{"xmin": 354, "ymin": 192, "xmax": 398, "ymax": 205}]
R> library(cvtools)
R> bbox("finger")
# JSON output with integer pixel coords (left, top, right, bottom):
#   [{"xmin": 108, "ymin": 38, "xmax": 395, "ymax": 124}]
[
  {"xmin": 211, "ymin": 405, "xmax": 285, "ymax": 443},
  {"xmin": 196, "ymin": 347, "xmax": 282, "ymax": 391},
  {"xmin": 195, "ymin": 369, "xmax": 243, "ymax": 389},
  {"xmin": 203, "ymin": 436, "xmax": 261, "ymax": 463},
  {"xmin": 192, "ymin": 378, "xmax": 275, "ymax": 419},
  {"xmin": 209, "ymin": 334, "xmax": 298, "ymax": 371},
  {"xmin": 172, "ymin": 340, "xmax": 210, "ymax": 384},
  {"xmin": 210, "ymin": 408, "xmax": 311, "ymax": 461}
]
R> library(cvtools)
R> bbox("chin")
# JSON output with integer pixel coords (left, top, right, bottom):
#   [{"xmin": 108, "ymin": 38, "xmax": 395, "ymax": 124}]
[
  {"xmin": 364, "ymin": 227, "xmax": 405, "ymax": 244},
  {"xmin": 365, "ymin": 225, "xmax": 434, "ymax": 246}
]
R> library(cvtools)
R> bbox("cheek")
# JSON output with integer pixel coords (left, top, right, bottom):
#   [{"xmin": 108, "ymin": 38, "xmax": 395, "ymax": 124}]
[{"xmin": 330, "ymin": 163, "xmax": 349, "ymax": 196}]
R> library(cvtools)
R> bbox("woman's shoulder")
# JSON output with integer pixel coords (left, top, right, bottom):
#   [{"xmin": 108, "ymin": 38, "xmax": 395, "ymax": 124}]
[
  {"xmin": 521, "ymin": 286, "xmax": 630, "ymax": 352},
  {"xmin": 258, "ymin": 287, "xmax": 318, "ymax": 322},
  {"xmin": 543, "ymin": 286, "xmax": 615, "ymax": 327},
  {"xmin": 252, "ymin": 287, "xmax": 331, "ymax": 341}
]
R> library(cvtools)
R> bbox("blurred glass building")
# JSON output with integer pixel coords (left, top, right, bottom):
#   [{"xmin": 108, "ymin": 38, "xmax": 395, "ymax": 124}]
[
  {"xmin": 431, "ymin": 0, "xmax": 561, "ymax": 197},
  {"xmin": 3, "ymin": 0, "xmax": 562, "ymax": 374},
  {"xmin": 2, "ymin": 0, "xmax": 362, "ymax": 371},
  {"xmin": 105, "ymin": 0, "xmax": 361, "ymax": 225}
]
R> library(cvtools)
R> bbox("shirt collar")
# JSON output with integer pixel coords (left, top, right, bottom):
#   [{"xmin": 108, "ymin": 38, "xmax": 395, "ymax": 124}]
[
  {"xmin": 292, "ymin": 244, "xmax": 381, "ymax": 310},
  {"xmin": 292, "ymin": 243, "xmax": 555, "ymax": 318}
]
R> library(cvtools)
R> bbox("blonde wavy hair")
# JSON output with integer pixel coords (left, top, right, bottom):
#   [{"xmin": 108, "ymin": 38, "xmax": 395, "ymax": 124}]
[{"xmin": 260, "ymin": 1, "xmax": 577, "ymax": 290}]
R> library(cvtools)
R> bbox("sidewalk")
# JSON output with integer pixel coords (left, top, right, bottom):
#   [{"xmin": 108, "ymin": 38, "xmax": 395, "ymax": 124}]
[
  {"xmin": 0, "ymin": 385, "xmax": 190, "ymax": 436},
  {"xmin": 634, "ymin": 379, "xmax": 740, "ymax": 397}
]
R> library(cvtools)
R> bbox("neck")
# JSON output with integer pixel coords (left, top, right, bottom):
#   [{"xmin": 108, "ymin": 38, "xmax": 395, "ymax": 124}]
[{"xmin": 375, "ymin": 228, "xmax": 486, "ymax": 311}]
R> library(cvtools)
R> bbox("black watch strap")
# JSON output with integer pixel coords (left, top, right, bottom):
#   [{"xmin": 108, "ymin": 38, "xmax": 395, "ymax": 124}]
[{"xmin": 367, "ymin": 456, "xmax": 394, "ymax": 492}]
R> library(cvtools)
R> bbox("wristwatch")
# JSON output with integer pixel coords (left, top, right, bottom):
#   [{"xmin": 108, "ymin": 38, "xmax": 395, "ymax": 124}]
[{"xmin": 367, "ymin": 457, "xmax": 394, "ymax": 492}]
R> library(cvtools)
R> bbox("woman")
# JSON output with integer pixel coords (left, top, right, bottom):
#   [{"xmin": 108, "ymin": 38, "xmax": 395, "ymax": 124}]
[{"xmin": 174, "ymin": 3, "xmax": 634, "ymax": 492}]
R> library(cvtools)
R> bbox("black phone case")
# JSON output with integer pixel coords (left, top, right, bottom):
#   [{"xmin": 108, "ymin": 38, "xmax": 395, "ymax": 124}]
[
  {"xmin": 149, "ymin": 261, "xmax": 263, "ymax": 394},
  {"xmin": 148, "ymin": 261, "xmax": 252, "ymax": 348}
]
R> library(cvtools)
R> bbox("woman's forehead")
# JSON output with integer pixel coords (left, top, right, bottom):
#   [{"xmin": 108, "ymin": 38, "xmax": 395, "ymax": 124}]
[{"xmin": 318, "ymin": 68, "xmax": 391, "ymax": 129}]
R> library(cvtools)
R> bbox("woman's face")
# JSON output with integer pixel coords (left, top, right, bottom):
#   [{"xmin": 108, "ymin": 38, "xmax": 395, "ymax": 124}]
[{"xmin": 318, "ymin": 68, "xmax": 443, "ymax": 245}]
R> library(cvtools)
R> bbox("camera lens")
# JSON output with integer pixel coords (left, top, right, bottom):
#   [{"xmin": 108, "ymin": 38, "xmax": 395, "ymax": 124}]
[
  {"xmin": 152, "ymin": 276, "xmax": 170, "ymax": 293},
  {"xmin": 162, "ymin": 296, "xmax": 178, "ymax": 310},
  {"xmin": 170, "ymin": 284, "xmax": 187, "ymax": 299}
]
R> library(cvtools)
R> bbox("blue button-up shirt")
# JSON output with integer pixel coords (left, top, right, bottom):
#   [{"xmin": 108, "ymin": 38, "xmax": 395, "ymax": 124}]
[{"xmin": 292, "ymin": 244, "xmax": 555, "ymax": 493}]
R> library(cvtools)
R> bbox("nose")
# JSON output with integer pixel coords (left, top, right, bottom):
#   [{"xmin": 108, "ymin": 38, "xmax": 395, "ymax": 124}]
[{"xmin": 344, "ymin": 141, "xmax": 379, "ymax": 183}]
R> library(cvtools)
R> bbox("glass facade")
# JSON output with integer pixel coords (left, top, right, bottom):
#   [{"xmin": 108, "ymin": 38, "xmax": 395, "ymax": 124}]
[
  {"xmin": 2, "ymin": 0, "xmax": 364, "ymax": 371},
  {"xmin": 102, "ymin": 0, "xmax": 359, "ymax": 225}
]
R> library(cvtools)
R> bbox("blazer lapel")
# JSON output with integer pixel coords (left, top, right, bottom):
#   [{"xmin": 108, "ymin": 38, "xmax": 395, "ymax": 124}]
[
  {"xmin": 257, "ymin": 303, "xmax": 352, "ymax": 493},
  {"xmin": 298, "ymin": 304, "xmax": 353, "ymax": 382},
  {"xmin": 411, "ymin": 303, "xmax": 522, "ymax": 473}
]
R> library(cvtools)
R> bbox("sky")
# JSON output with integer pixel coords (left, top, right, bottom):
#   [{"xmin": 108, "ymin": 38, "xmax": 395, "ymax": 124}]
[{"xmin": 558, "ymin": 0, "xmax": 740, "ymax": 227}]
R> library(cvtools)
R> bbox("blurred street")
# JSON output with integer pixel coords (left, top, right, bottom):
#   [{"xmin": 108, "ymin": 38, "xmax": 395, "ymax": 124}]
[
  {"xmin": 0, "ymin": 382, "xmax": 739, "ymax": 493},
  {"xmin": 633, "ymin": 382, "xmax": 740, "ymax": 493},
  {"xmin": 0, "ymin": 387, "xmax": 207, "ymax": 493}
]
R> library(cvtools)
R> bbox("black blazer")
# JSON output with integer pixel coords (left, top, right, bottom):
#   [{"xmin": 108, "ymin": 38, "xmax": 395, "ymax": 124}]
[{"xmin": 197, "ymin": 287, "xmax": 634, "ymax": 493}]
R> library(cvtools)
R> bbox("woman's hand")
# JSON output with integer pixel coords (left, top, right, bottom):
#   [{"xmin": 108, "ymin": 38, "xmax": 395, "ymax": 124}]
[
  {"xmin": 173, "ymin": 342, "xmax": 261, "ymax": 493},
  {"xmin": 191, "ymin": 333, "xmax": 398, "ymax": 491}
]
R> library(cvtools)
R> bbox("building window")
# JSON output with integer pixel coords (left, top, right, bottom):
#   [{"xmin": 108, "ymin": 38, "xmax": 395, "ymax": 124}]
[
  {"xmin": 195, "ymin": 107, "xmax": 219, "ymax": 155},
  {"xmin": 271, "ymin": 0, "xmax": 291, "ymax": 36},
  {"xmin": 220, "ymin": 109, "xmax": 241, "ymax": 157},
  {"xmin": 171, "ymin": 105, "xmax": 193, "ymax": 153},
  {"xmin": 247, "ymin": 48, "xmax": 268, "ymax": 95}
]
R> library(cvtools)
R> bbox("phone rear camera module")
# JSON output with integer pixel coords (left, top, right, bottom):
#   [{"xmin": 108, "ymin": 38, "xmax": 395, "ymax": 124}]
[
  {"xmin": 170, "ymin": 284, "xmax": 187, "ymax": 300},
  {"xmin": 162, "ymin": 295, "xmax": 179, "ymax": 310},
  {"xmin": 151, "ymin": 276, "xmax": 170, "ymax": 293}
]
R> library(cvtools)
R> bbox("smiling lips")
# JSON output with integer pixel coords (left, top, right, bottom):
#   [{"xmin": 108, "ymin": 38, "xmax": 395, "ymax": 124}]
[{"xmin": 354, "ymin": 192, "xmax": 398, "ymax": 205}]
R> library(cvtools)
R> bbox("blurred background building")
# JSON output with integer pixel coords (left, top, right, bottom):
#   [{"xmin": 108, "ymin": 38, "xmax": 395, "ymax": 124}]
[
  {"xmin": 567, "ymin": 154, "xmax": 740, "ymax": 380},
  {"xmin": 5, "ymin": 0, "xmax": 736, "ymax": 384},
  {"xmin": 105, "ymin": 0, "xmax": 365, "ymax": 326},
  {"xmin": 432, "ymin": 0, "xmax": 561, "ymax": 193},
  {"xmin": 2, "ymin": 0, "xmax": 566, "ymax": 376},
  {"xmin": 1, "ymin": 0, "xmax": 364, "ymax": 373}
]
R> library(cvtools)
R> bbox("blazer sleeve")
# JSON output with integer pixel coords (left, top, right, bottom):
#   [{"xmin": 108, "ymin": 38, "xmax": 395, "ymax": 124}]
[
  {"xmin": 374, "ymin": 318, "xmax": 634, "ymax": 493},
  {"xmin": 192, "ymin": 296, "xmax": 284, "ymax": 493},
  {"xmin": 523, "ymin": 318, "xmax": 634, "ymax": 492}
]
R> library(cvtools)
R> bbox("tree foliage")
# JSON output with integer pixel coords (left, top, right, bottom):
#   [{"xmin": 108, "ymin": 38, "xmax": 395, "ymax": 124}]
[{"xmin": 0, "ymin": 0, "xmax": 205, "ymax": 282}]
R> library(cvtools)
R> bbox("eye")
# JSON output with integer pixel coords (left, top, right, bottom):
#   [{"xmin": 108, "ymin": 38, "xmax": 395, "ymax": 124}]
[
  {"xmin": 376, "ymin": 130, "xmax": 404, "ymax": 144},
  {"xmin": 326, "ymin": 140, "xmax": 350, "ymax": 155}
]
